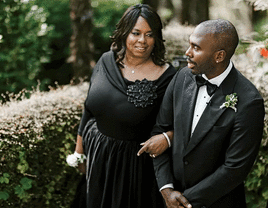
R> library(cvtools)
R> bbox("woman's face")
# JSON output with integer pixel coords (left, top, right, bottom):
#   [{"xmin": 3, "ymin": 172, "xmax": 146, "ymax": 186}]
[{"xmin": 125, "ymin": 16, "xmax": 155, "ymax": 59}]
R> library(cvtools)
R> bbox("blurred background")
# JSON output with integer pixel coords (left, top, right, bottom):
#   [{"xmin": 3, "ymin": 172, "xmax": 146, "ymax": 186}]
[
  {"xmin": 0, "ymin": 0, "xmax": 267, "ymax": 100},
  {"xmin": 0, "ymin": 0, "xmax": 267, "ymax": 207}
]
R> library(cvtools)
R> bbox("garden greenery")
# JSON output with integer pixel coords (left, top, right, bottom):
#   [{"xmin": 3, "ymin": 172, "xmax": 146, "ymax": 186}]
[
  {"xmin": 0, "ymin": 82, "xmax": 88, "ymax": 207},
  {"xmin": 0, "ymin": 0, "xmax": 55, "ymax": 97}
]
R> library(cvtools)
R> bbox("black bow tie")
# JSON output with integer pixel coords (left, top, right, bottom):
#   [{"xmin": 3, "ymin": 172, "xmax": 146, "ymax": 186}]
[{"xmin": 195, "ymin": 75, "xmax": 218, "ymax": 96}]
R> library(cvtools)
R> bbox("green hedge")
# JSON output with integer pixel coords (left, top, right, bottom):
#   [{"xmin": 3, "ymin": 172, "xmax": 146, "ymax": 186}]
[{"xmin": 0, "ymin": 83, "xmax": 88, "ymax": 207}]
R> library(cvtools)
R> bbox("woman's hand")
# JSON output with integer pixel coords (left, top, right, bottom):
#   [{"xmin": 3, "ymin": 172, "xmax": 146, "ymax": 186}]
[
  {"xmin": 75, "ymin": 135, "xmax": 86, "ymax": 174},
  {"xmin": 137, "ymin": 131, "xmax": 173, "ymax": 158}
]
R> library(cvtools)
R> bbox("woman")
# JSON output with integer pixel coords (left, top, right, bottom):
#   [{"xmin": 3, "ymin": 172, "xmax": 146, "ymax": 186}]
[{"xmin": 72, "ymin": 4, "xmax": 176, "ymax": 208}]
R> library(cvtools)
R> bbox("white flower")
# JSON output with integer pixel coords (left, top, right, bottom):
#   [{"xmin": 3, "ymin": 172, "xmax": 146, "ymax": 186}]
[
  {"xmin": 66, "ymin": 152, "xmax": 86, "ymax": 167},
  {"xmin": 66, "ymin": 154, "xmax": 78, "ymax": 167},
  {"xmin": 37, "ymin": 23, "xmax": 48, "ymax": 36},
  {"xmin": 31, "ymin": 5, "xmax": 38, "ymax": 11},
  {"xmin": 220, "ymin": 93, "xmax": 238, "ymax": 112}
]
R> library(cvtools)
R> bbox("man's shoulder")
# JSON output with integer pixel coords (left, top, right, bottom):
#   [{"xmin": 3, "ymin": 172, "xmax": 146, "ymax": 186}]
[
  {"xmin": 173, "ymin": 66, "xmax": 193, "ymax": 80},
  {"xmin": 234, "ymin": 68, "xmax": 263, "ymax": 100}
]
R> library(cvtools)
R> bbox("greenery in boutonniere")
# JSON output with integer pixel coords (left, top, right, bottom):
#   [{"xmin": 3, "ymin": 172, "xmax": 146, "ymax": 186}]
[{"xmin": 220, "ymin": 93, "xmax": 238, "ymax": 112}]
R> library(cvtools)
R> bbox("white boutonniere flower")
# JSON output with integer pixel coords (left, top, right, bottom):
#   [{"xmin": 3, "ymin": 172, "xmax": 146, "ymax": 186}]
[
  {"xmin": 220, "ymin": 93, "xmax": 238, "ymax": 112},
  {"xmin": 66, "ymin": 152, "xmax": 86, "ymax": 167}
]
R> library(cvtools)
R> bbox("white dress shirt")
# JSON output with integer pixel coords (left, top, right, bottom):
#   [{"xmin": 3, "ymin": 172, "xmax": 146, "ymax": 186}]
[{"xmin": 160, "ymin": 61, "xmax": 233, "ymax": 191}]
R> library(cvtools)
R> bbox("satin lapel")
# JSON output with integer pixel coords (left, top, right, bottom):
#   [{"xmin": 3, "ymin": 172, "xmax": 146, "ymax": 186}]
[
  {"xmin": 184, "ymin": 66, "xmax": 238, "ymax": 156},
  {"xmin": 181, "ymin": 74, "xmax": 199, "ymax": 147}
]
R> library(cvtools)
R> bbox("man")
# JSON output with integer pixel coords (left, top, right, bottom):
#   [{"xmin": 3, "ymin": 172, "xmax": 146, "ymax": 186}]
[{"xmin": 151, "ymin": 19, "xmax": 265, "ymax": 208}]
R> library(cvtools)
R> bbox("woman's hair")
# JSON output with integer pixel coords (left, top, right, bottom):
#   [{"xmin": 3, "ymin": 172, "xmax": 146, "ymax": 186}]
[{"xmin": 110, "ymin": 4, "xmax": 166, "ymax": 66}]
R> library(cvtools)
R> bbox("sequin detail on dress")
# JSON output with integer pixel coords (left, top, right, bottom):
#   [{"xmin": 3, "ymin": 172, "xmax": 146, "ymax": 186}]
[{"xmin": 127, "ymin": 78, "xmax": 158, "ymax": 108}]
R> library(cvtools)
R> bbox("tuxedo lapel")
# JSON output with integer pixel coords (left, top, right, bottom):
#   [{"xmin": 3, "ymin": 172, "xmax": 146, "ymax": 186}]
[
  {"xmin": 181, "ymin": 74, "xmax": 199, "ymax": 147},
  {"xmin": 184, "ymin": 67, "xmax": 238, "ymax": 156}
]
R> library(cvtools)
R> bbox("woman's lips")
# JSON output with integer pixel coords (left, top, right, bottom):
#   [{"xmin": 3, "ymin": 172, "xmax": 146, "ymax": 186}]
[{"xmin": 135, "ymin": 46, "xmax": 147, "ymax": 52}]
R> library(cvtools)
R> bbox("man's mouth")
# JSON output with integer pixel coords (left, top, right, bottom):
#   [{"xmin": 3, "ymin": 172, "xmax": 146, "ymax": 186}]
[{"xmin": 187, "ymin": 58, "xmax": 196, "ymax": 69}]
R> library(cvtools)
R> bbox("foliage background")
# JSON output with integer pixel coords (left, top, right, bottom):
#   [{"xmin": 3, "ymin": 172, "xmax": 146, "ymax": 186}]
[{"xmin": 0, "ymin": 0, "xmax": 267, "ymax": 207}]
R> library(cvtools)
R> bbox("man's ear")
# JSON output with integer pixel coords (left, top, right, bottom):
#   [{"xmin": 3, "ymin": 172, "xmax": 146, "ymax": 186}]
[{"xmin": 215, "ymin": 50, "xmax": 226, "ymax": 63}]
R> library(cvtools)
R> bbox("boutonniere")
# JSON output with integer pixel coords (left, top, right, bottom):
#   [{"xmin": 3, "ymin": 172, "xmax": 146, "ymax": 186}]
[{"xmin": 220, "ymin": 93, "xmax": 238, "ymax": 112}]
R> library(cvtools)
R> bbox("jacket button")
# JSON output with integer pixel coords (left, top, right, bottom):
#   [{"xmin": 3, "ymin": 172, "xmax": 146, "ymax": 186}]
[{"xmin": 184, "ymin": 161, "xmax": 189, "ymax": 165}]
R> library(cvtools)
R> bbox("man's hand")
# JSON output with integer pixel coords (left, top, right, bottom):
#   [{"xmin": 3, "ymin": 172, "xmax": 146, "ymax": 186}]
[
  {"xmin": 161, "ymin": 188, "xmax": 192, "ymax": 208},
  {"xmin": 137, "ymin": 134, "xmax": 169, "ymax": 158}
]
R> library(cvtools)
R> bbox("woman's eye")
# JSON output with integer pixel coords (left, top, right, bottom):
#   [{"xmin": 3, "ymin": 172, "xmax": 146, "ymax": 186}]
[
  {"xmin": 146, "ymin": 33, "xmax": 153, "ymax": 37},
  {"xmin": 132, "ymin": 32, "xmax": 139, "ymax": 36}
]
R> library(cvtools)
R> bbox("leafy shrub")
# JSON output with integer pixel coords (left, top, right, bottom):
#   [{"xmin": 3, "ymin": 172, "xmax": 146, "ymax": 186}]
[
  {"xmin": 0, "ymin": 82, "xmax": 88, "ymax": 207},
  {"xmin": 0, "ymin": 0, "xmax": 56, "ymax": 97},
  {"xmin": 232, "ymin": 43, "xmax": 268, "ymax": 208},
  {"xmin": 34, "ymin": 0, "xmax": 73, "ymax": 87}
]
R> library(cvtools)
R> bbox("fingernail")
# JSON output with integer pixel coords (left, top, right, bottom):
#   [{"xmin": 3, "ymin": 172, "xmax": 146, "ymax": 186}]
[{"xmin": 140, "ymin": 143, "xmax": 145, "ymax": 145}]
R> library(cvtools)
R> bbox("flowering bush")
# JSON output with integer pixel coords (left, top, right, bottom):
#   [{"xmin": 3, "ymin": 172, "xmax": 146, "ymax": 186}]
[
  {"xmin": 232, "ymin": 44, "xmax": 268, "ymax": 207},
  {"xmin": 0, "ymin": 82, "xmax": 88, "ymax": 207}
]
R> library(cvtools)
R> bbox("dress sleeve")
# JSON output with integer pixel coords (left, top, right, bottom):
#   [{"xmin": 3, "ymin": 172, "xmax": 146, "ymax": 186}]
[
  {"xmin": 77, "ymin": 86, "xmax": 94, "ymax": 136},
  {"xmin": 77, "ymin": 58, "xmax": 101, "ymax": 136}
]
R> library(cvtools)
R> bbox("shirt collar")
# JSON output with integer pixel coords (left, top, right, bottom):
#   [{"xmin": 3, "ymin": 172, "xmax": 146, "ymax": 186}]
[{"xmin": 202, "ymin": 61, "xmax": 233, "ymax": 87}]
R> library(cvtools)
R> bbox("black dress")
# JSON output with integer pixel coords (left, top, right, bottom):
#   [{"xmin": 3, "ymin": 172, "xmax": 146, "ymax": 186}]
[{"xmin": 78, "ymin": 50, "xmax": 176, "ymax": 208}]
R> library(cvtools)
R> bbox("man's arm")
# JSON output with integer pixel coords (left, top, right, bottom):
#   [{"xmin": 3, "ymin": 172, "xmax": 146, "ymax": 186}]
[{"xmin": 151, "ymin": 73, "xmax": 176, "ymax": 188}]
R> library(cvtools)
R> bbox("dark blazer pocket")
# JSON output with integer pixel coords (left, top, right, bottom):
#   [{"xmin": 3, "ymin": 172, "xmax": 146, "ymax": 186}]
[{"xmin": 211, "ymin": 125, "xmax": 228, "ymax": 132}]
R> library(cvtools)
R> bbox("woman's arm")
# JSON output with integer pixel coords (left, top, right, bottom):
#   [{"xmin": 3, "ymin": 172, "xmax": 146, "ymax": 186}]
[
  {"xmin": 75, "ymin": 135, "xmax": 86, "ymax": 174},
  {"xmin": 137, "ymin": 131, "xmax": 173, "ymax": 157}
]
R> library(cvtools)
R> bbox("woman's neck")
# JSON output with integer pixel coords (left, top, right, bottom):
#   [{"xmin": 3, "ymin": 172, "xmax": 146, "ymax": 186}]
[{"xmin": 123, "ymin": 55, "xmax": 152, "ymax": 68}]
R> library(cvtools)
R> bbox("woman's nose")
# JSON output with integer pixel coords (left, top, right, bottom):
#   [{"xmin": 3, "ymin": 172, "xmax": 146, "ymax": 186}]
[{"xmin": 138, "ymin": 34, "xmax": 146, "ymax": 43}]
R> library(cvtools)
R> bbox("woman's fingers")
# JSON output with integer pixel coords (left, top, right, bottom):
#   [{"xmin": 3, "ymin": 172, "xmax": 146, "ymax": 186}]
[{"xmin": 137, "ymin": 141, "xmax": 149, "ymax": 156}]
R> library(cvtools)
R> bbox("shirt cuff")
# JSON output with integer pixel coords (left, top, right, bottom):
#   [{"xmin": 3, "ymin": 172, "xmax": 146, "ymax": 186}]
[{"xmin": 160, "ymin": 183, "xmax": 174, "ymax": 191}]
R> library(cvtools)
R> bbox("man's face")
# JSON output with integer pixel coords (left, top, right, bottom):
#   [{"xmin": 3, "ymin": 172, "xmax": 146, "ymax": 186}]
[{"xmin": 185, "ymin": 26, "xmax": 218, "ymax": 79}]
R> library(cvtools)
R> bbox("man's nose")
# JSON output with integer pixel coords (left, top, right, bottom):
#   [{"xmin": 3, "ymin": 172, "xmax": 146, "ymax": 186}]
[{"xmin": 185, "ymin": 47, "xmax": 191, "ymax": 57}]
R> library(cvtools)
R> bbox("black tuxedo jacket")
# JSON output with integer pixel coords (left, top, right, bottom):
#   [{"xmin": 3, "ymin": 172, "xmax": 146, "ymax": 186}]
[{"xmin": 152, "ymin": 66, "xmax": 265, "ymax": 208}]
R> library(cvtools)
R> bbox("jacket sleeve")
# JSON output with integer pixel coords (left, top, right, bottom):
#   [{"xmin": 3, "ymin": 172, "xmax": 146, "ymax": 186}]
[{"xmin": 152, "ymin": 72, "xmax": 178, "ymax": 189}]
